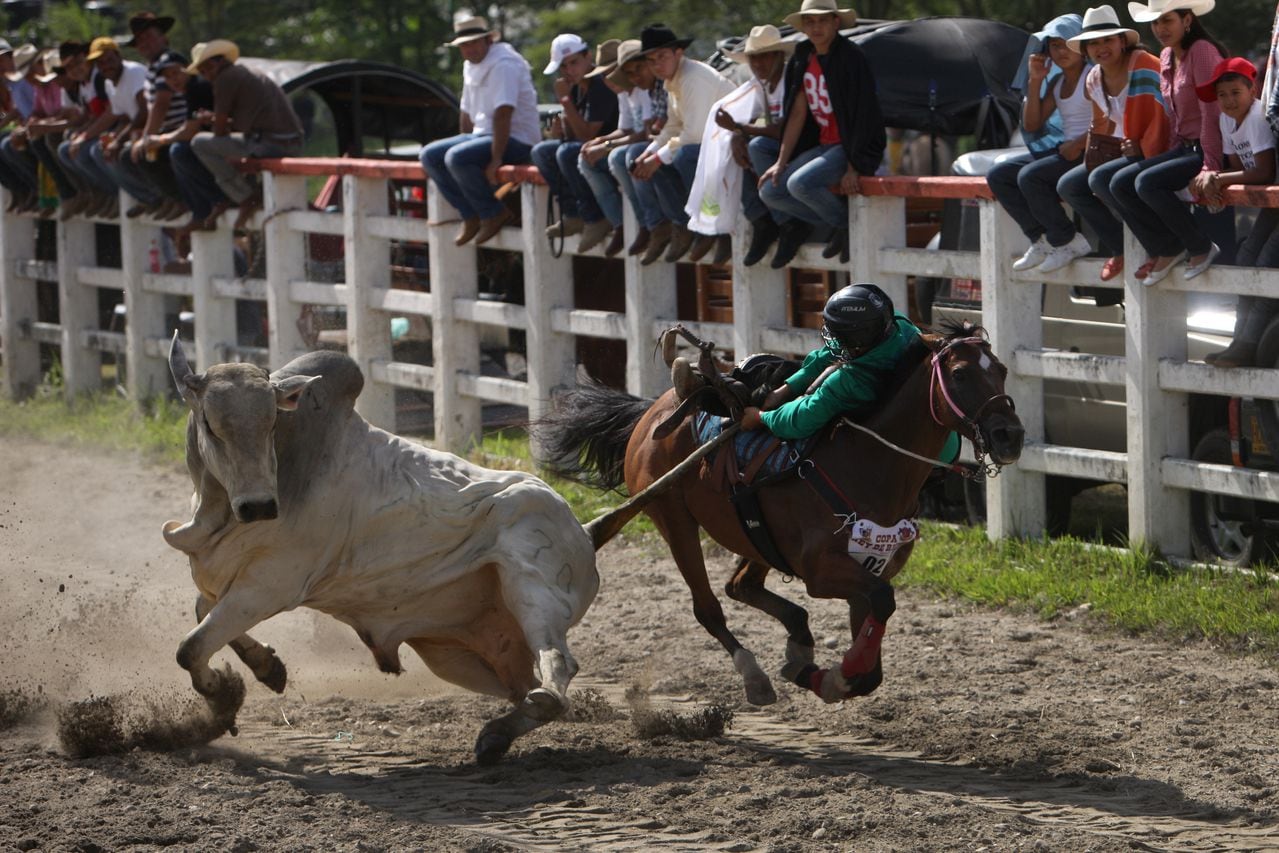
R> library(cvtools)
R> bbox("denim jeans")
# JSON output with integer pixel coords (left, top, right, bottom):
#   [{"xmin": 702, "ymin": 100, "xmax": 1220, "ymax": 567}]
[
  {"xmin": 530, "ymin": 139, "xmax": 605, "ymax": 224},
  {"xmin": 1109, "ymin": 145, "xmax": 1209, "ymax": 257},
  {"xmin": 579, "ymin": 149, "xmax": 623, "ymax": 227},
  {"xmin": 101, "ymin": 140, "xmax": 162, "ymax": 205},
  {"xmin": 1058, "ymin": 158, "xmax": 1128, "ymax": 257},
  {"xmin": 1232, "ymin": 207, "xmax": 1279, "ymax": 342},
  {"xmin": 31, "ymin": 134, "xmax": 76, "ymax": 199},
  {"xmin": 614, "ymin": 142, "xmax": 664, "ymax": 229},
  {"xmin": 987, "ymin": 150, "xmax": 1080, "ymax": 247},
  {"xmin": 759, "ymin": 143, "xmax": 847, "ymax": 228},
  {"xmin": 58, "ymin": 138, "xmax": 119, "ymax": 195},
  {"xmin": 747, "ymin": 136, "xmax": 788, "ymax": 224},
  {"xmin": 649, "ymin": 143, "xmax": 699, "ymax": 227},
  {"xmin": 0, "ymin": 136, "xmax": 38, "ymax": 195},
  {"xmin": 170, "ymin": 141, "xmax": 225, "ymax": 219},
  {"xmin": 419, "ymin": 132, "xmax": 533, "ymax": 221}
]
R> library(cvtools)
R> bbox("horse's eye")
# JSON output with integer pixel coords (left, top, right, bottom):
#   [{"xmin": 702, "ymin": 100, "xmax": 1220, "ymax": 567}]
[{"xmin": 951, "ymin": 366, "xmax": 970, "ymax": 383}]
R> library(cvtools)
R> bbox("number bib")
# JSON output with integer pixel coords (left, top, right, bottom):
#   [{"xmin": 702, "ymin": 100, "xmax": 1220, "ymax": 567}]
[{"xmin": 846, "ymin": 517, "xmax": 919, "ymax": 577}]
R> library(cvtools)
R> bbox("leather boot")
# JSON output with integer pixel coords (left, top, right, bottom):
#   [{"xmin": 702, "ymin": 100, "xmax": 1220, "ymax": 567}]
[
  {"xmin": 664, "ymin": 224, "xmax": 694, "ymax": 262},
  {"xmin": 454, "ymin": 217, "xmax": 482, "ymax": 246},
  {"xmin": 743, "ymin": 216, "xmax": 780, "ymax": 266},
  {"xmin": 627, "ymin": 225, "xmax": 651, "ymax": 256},
  {"xmin": 686, "ymin": 232, "xmax": 718, "ymax": 263},
  {"xmin": 711, "ymin": 235, "xmax": 733, "ymax": 266},
  {"xmin": 1205, "ymin": 340, "xmax": 1257, "ymax": 368},
  {"xmin": 604, "ymin": 226, "xmax": 625, "ymax": 258},
  {"xmin": 640, "ymin": 221, "xmax": 672, "ymax": 265},
  {"xmin": 770, "ymin": 220, "xmax": 812, "ymax": 270}
]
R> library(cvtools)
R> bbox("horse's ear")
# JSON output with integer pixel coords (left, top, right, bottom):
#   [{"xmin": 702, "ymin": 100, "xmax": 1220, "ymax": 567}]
[{"xmin": 919, "ymin": 331, "xmax": 945, "ymax": 351}]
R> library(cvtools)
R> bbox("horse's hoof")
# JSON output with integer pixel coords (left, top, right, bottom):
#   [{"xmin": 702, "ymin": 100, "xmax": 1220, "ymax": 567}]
[
  {"xmin": 521, "ymin": 687, "xmax": 565, "ymax": 722},
  {"xmin": 745, "ymin": 680, "xmax": 778, "ymax": 707},
  {"xmin": 732, "ymin": 648, "xmax": 777, "ymax": 706},
  {"xmin": 475, "ymin": 732, "xmax": 512, "ymax": 765}
]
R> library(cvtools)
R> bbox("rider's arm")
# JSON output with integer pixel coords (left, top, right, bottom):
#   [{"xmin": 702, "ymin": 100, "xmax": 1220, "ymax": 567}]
[{"xmin": 760, "ymin": 369, "xmax": 875, "ymax": 440}]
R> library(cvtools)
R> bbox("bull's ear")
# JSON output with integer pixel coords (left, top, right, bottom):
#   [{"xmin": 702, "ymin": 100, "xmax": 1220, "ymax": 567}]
[
  {"xmin": 273, "ymin": 375, "xmax": 319, "ymax": 411},
  {"xmin": 169, "ymin": 331, "xmax": 206, "ymax": 407}
]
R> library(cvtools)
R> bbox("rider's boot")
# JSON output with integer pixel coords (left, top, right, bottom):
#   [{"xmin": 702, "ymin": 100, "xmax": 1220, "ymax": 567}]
[{"xmin": 671, "ymin": 356, "xmax": 702, "ymax": 401}]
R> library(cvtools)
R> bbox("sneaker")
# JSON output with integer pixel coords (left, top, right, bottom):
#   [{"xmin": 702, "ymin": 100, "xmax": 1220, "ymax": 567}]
[
  {"xmin": 577, "ymin": 219, "xmax": 613, "ymax": 252},
  {"xmin": 1012, "ymin": 235, "xmax": 1050, "ymax": 271},
  {"xmin": 545, "ymin": 216, "xmax": 584, "ymax": 239},
  {"xmin": 603, "ymin": 226, "xmax": 625, "ymax": 258},
  {"xmin": 640, "ymin": 221, "xmax": 673, "ymax": 265},
  {"xmin": 664, "ymin": 224, "xmax": 694, "ymax": 262},
  {"xmin": 627, "ymin": 226, "xmax": 651, "ymax": 257},
  {"xmin": 743, "ymin": 217, "xmax": 780, "ymax": 267},
  {"xmin": 1037, "ymin": 233, "xmax": 1091, "ymax": 273},
  {"xmin": 1140, "ymin": 251, "xmax": 1186, "ymax": 287},
  {"xmin": 1183, "ymin": 242, "xmax": 1221, "ymax": 280},
  {"xmin": 770, "ymin": 221, "xmax": 812, "ymax": 270},
  {"xmin": 686, "ymin": 232, "xmax": 718, "ymax": 263},
  {"xmin": 1207, "ymin": 339, "xmax": 1257, "ymax": 368}
]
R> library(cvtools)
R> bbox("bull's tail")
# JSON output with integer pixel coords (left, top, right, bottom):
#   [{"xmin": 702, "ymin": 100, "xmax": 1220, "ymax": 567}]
[{"xmin": 534, "ymin": 381, "xmax": 652, "ymax": 491}]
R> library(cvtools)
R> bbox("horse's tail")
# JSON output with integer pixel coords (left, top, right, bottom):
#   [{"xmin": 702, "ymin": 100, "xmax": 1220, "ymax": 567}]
[{"xmin": 534, "ymin": 381, "xmax": 652, "ymax": 492}]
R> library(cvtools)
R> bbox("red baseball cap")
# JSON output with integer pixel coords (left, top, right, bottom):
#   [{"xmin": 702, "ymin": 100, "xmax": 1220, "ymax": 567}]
[{"xmin": 1196, "ymin": 57, "xmax": 1258, "ymax": 102}]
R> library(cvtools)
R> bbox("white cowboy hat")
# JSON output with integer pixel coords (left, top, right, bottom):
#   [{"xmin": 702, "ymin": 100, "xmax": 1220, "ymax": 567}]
[
  {"xmin": 784, "ymin": 0, "xmax": 858, "ymax": 30},
  {"xmin": 184, "ymin": 39, "xmax": 240, "ymax": 74},
  {"xmin": 1067, "ymin": 6, "xmax": 1139, "ymax": 53},
  {"xmin": 1128, "ymin": 0, "xmax": 1214, "ymax": 23},
  {"xmin": 444, "ymin": 16, "xmax": 497, "ymax": 47},
  {"xmin": 5, "ymin": 44, "xmax": 39, "ymax": 82},
  {"xmin": 34, "ymin": 48, "xmax": 60, "ymax": 83},
  {"xmin": 725, "ymin": 25, "xmax": 797, "ymax": 63}
]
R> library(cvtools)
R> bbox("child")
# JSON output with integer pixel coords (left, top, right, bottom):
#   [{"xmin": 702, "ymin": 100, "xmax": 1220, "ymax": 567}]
[{"xmin": 1190, "ymin": 58, "xmax": 1278, "ymax": 367}]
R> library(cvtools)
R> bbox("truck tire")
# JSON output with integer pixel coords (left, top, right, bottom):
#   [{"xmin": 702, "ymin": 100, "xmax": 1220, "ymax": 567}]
[{"xmin": 1188, "ymin": 428, "xmax": 1272, "ymax": 567}]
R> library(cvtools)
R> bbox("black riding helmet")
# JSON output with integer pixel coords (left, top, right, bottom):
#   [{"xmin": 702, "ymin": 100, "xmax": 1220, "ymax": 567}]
[{"xmin": 821, "ymin": 283, "xmax": 895, "ymax": 362}]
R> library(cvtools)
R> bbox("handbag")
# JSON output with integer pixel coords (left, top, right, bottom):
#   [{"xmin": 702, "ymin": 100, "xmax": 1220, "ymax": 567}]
[{"xmin": 1084, "ymin": 132, "xmax": 1124, "ymax": 171}]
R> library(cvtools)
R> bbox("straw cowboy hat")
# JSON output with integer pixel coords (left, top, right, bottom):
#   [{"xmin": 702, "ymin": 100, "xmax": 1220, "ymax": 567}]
[
  {"xmin": 585, "ymin": 39, "xmax": 621, "ymax": 79},
  {"xmin": 784, "ymin": 0, "xmax": 858, "ymax": 30},
  {"xmin": 185, "ymin": 39, "xmax": 240, "ymax": 74},
  {"xmin": 444, "ymin": 16, "xmax": 497, "ymax": 47},
  {"xmin": 605, "ymin": 39, "xmax": 643, "ymax": 87},
  {"xmin": 637, "ymin": 23, "xmax": 694, "ymax": 58},
  {"xmin": 1066, "ymin": 6, "xmax": 1139, "ymax": 52},
  {"xmin": 34, "ymin": 48, "xmax": 60, "ymax": 82},
  {"xmin": 1128, "ymin": 0, "xmax": 1214, "ymax": 23},
  {"xmin": 725, "ymin": 25, "xmax": 796, "ymax": 63},
  {"xmin": 5, "ymin": 44, "xmax": 39, "ymax": 81}
]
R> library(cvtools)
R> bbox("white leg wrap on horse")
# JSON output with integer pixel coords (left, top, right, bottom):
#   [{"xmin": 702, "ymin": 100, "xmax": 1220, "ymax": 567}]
[{"xmin": 817, "ymin": 667, "xmax": 850, "ymax": 704}]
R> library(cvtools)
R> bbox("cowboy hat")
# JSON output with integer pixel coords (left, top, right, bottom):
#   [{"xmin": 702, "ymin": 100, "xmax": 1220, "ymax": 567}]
[
  {"xmin": 185, "ymin": 39, "xmax": 239, "ymax": 74},
  {"xmin": 6, "ymin": 44, "xmax": 39, "ymax": 81},
  {"xmin": 444, "ymin": 16, "xmax": 497, "ymax": 47},
  {"xmin": 725, "ymin": 25, "xmax": 796, "ymax": 63},
  {"xmin": 86, "ymin": 37, "xmax": 121, "ymax": 61},
  {"xmin": 124, "ymin": 10, "xmax": 175, "ymax": 45},
  {"xmin": 605, "ymin": 39, "xmax": 644, "ymax": 87},
  {"xmin": 1067, "ymin": 6, "xmax": 1139, "ymax": 52},
  {"xmin": 34, "ymin": 48, "xmax": 60, "ymax": 82},
  {"xmin": 783, "ymin": 0, "xmax": 858, "ymax": 30},
  {"xmin": 637, "ymin": 23, "xmax": 694, "ymax": 57},
  {"xmin": 1128, "ymin": 0, "xmax": 1214, "ymax": 23},
  {"xmin": 585, "ymin": 39, "xmax": 621, "ymax": 79}
]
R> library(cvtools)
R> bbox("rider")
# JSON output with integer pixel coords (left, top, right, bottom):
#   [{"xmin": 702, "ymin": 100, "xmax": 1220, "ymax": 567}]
[{"xmin": 740, "ymin": 283, "xmax": 959, "ymax": 463}]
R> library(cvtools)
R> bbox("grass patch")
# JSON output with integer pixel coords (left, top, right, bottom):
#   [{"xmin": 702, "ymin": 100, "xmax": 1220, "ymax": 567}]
[
  {"xmin": 0, "ymin": 388, "xmax": 188, "ymax": 464},
  {"xmin": 906, "ymin": 524, "xmax": 1279, "ymax": 655}
]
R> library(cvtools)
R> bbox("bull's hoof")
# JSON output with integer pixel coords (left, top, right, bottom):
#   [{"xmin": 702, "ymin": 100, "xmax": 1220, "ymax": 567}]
[
  {"xmin": 203, "ymin": 666, "xmax": 246, "ymax": 735},
  {"xmin": 258, "ymin": 654, "xmax": 288, "ymax": 694},
  {"xmin": 521, "ymin": 687, "xmax": 565, "ymax": 722},
  {"xmin": 475, "ymin": 732, "xmax": 512, "ymax": 766}
]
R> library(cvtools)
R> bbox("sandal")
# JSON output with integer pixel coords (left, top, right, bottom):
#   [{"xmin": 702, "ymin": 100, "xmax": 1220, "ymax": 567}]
[
  {"xmin": 1100, "ymin": 255, "xmax": 1124, "ymax": 282},
  {"xmin": 1134, "ymin": 258, "xmax": 1156, "ymax": 281}
]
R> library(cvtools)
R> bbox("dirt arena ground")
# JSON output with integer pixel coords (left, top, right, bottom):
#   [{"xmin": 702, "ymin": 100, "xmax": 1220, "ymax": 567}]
[{"xmin": 1, "ymin": 435, "xmax": 1277, "ymax": 852}]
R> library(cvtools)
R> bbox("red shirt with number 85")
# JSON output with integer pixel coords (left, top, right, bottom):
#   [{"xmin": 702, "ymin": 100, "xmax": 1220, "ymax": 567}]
[{"xmin": 803, "ymin": 54, "xmax": 841, "ymax": 146}]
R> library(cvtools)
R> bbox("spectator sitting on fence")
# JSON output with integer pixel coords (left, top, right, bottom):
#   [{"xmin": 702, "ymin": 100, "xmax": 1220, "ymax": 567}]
[
  {"xmin": 1186, "ymin": 58, "xmax": 1278, "ymax": 366},
  {"xmin": 1109, "ymin": 0, "xmax": 1226, "ymax": 286},
  {"xmin": 630, "ymin": 23, "xmax": 733, "ymax": 265},
  {"xmin": 52, "ymin": 41, "xmax": 116, "ymax": 220},
  {"xmin": 605, "ymin": 39, "xmax": 669, "ymax": 257},
  {"xmin": 115, "ymin": 11, "xmax": 188, "ymax": 221},
  {"xmin": 188, "ymin": 39, "xmax": 305, "ymax": 231},
  {"xmin": 988, "ymin": 14, "xmax": 1093, "ymax": 274},
  {"xmin": 1056, "ymin": 5, "xmax": 1170, "ymax": 283},
  {"xmin": 420, "ymin": 16, "xmax": 542, "ymax": 247},
  {"xmin": 683, "ymin": 24, "xmax": 793, "ymax": 267},
  {"xmin": 531, "ymin": 33, "xmax": 619, "ymax": 251},
  {"xmin": 759, "ymin": 0, "xmax": 886, "ymax": 269},
  {"xmin": 0, "ymin": 45, "xmax": 40, "ymax": 212},
  {"xmin": 141, "ymin": 51, "xmax": 221, "ymax": 232},
  {"xmin": 576, "ymin": 39, "xmax": 641, "ymax": 257},
  {"xmin": 21, "ymin": 47, "xmax": 93, "ymax": 218},
  {"xmin": 0, "ymin": 45, "xmax": 58, "ymax": 215}
]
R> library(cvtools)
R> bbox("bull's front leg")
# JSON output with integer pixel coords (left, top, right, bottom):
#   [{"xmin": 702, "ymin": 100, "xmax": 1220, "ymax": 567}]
[
  {"xmin": 178, "ymin": 588, "xmax": 285, "ymax": 734},
  {"xmin": 195, "ymin": 595, "xmax": 288, "ymax": 693}
]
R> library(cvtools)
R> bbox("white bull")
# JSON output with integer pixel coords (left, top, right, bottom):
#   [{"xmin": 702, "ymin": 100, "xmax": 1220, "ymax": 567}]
[{"xmin": 162, "ymin": 335, "xmax": 598, "ymax": 763}]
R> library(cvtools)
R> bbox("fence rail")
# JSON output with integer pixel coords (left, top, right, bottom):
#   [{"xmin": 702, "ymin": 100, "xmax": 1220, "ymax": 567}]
[{"xmin": 2, "ymin": 156, "xmax": 1279, "ymax": 562}]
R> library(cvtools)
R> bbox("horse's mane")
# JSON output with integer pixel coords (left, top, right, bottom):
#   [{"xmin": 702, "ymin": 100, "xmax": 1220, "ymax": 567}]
[{"xmin": 876, "ymin": 319, "xmax": 989, "ymax": 412}]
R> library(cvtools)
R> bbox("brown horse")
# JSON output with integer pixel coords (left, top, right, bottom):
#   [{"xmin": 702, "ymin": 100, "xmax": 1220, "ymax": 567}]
[{"xmin": 541, "ymin": 322, "xmax": 1024, "ymax": 705}]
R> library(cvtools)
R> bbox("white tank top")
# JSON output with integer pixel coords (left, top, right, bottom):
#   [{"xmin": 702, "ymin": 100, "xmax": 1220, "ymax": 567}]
[
  {"xmin": 1086, "ymin": 65, "xmax": 1128, "ymax": 138},
  {"xmin": 1055, "ymin": 72, "xmax": 1092, "ymax": 140}
]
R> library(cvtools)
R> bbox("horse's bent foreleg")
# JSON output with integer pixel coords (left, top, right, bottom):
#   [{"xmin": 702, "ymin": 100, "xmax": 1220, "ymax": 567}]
[
  {"xmin": 787, "ymin": 581, "xmax": 896, "ymax": 703},
  {"xmin": 179, "ymin": 589, "xmax": 283, "ymax": 731},
  {"xmin": 651, "ymin": 505, "xmax": 777, "ymax": 706},
  {"xmin": 725, "ymin": 557, "xmax": 816, "ymax": 660},
  {"xmin": 195, "ymin": 595, "xmax": 287, "ymax": 693}
]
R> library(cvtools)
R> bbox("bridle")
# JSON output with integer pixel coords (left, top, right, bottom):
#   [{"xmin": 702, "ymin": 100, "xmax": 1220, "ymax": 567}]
[{"xmin": 928, "ymin": 336, "xmax": 1014, "ymax": 480}]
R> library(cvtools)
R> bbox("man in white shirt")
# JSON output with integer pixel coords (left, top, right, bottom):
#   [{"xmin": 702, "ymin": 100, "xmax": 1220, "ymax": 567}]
[
  {"xmin": 420, "ymin": 17, "xmax": 542, "ymax": 246},
  {"xmin": 629, "ymin": 23, "xmax": 733, "ymax": 264},
  {"xmin": 72, "ymin": 37, "xmax": 146, "ymax": 217}
]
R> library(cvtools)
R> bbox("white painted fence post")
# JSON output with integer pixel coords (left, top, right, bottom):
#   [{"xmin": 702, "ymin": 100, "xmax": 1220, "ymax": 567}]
[
  {"xmin": 1124, "ymin": 226, "xmax": 1190, "ymax": 555},
  {"xmin": 344, "ymin": 174, "xmax": 396, "ymax": 430},
  {"xmin": 731, "ymin": 220, "xmax": 786, "ymax": 358},
  {"xmin": 522, "ymin": 181, "xmax": 577, "ymax": 443},
  {"xmin": 56, "ymin": 218, "xmax": 99, "ymax": 396},
  {"xmin": 264, "ymin": 172, "xmax": 309, "ymax": 367},
  {"xmin": 0, "ymin": 208, "xmax": 39, "ymax": 398},
  {"xmin": 189, "ymin": 227, "xmax": 237, "ymax": 371},
  {"xmin": 120, "ymin": 214, "xmax": 169, "ymax": 400},
  {"xmin": 850, "ymin": 195, "xmax": 906, "ymax": 310},
  {"xmin": 979, "ymin": 199, "xmax": 1046, "ymax": 538},
  {"xmin": 624, "ymin": 205, "xmax": 677, "ymax": 397},
  {"xmin": 427, "ymin": 178, "xmax": 480, "ymax": 452}
]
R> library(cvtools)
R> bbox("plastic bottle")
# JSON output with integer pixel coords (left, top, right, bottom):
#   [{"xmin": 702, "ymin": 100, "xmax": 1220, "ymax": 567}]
[{"xmin": 148, "ymin": 240, "xmax": 161, "ymax": 273}]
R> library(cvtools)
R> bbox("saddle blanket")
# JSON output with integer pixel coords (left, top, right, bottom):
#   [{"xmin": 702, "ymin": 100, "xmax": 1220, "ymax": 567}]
[{"xmin": 693, "ymin": 412, "xmax": 815, "ymax": 481}]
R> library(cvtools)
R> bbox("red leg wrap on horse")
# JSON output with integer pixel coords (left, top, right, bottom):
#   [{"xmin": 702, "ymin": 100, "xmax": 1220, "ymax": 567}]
[{"xmin": 840, "ymin": 615, "xmax": 886, "ymax": 679}]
